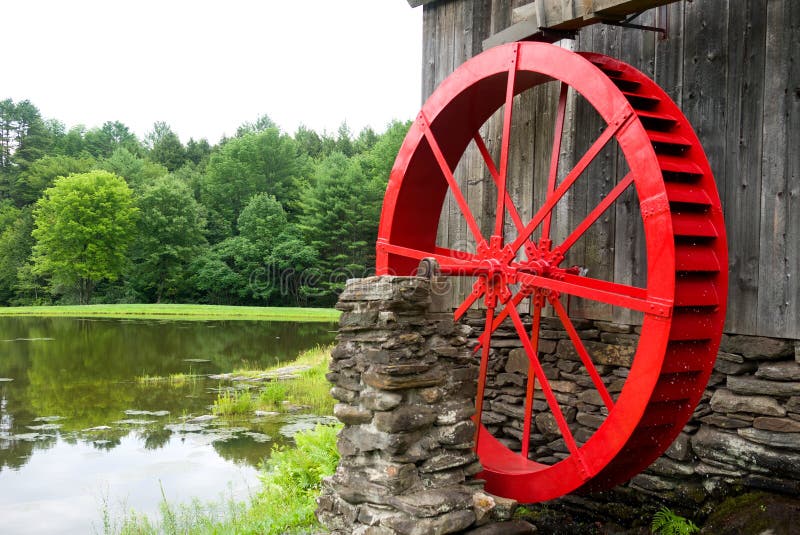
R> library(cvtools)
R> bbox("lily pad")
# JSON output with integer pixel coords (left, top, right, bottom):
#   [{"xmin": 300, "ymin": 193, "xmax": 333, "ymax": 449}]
[
  {"xmin": 243, "ymin": 431, "xmax": 271, "ymax": 443},
  {"xmin": 279, "ymin": 415, "xmax": 337, "ymax": 439},
  {"xmin": 26, "ymin": 423, "xmax": 61, "ymax": 431},
  {"xmin": 113, "ymin": 419, "xmax": 157, "ymax": 426},
  {"xmin": 185, "ymin": 414, "xmax": 217, "ymax": 423},
  {"xmin": 84, "ymin": 425, "xmax": 112, "ymax": 432},
  {"xmin": 165, "ymin": 423, "xmax": 205, "ymax": 433},
  {"xmin": 34, "ymin": 416, "xmax": 64, "ymax": 422},
  {"xmin": 124, "ymin": 410, "xmax": 170, "ymax": 417}
]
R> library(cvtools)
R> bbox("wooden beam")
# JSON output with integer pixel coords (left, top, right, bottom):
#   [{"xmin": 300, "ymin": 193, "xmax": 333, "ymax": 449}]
[
  {"xmin": 407, "ymin": 0, "xmax": 439, "ymax": 7},
  {"xmin": 483, "ymin": 0, "xmax": 681, "ymax": 49}
]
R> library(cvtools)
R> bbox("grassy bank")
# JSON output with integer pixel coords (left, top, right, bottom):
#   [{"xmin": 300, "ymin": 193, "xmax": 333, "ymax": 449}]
[
  {"xmin": 0, "ymin": 303, "xmax": 340, "ymax": 322},
  {"xmin": 101, "ymin": 344, "xmax": 341, "ymax": 534},
  {"xmin": 213, "ymin": 345, "xmax": 335, "ymax": 416},
  {"xmin": 101, "ymin": 424, "xmax": 340, "ymax": 535}
]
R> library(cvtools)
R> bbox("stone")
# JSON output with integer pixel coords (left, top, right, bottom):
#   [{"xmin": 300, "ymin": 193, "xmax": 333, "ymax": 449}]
[
  {"xmin": 490, "ymin": 401, "xmax": 526, "ymax": 419},
  {"xmin": 489, "ymin": 495, "xmax": 518, "ymax": 521},
  {"xmin": 334, "ymin": 403, "xmax": 373, "ymax": 425},
  {"xmin": 710, "ymin": 388, "xmax": 787, "ymax": 416},
  {"xmin": 338, "ymin": 425, "xmax": 422, "ymax": 455},
  {"xmin": 556, "ymin": 339, "xmax": 634, "ymax": 367},
  {"xmin": 383, "ymin": 509, "xmax": 475, "ymax": 535},
  {"xmin": 436, "ymin": 421, "xmax": 475, "ymax": 445},
  {"xmin": 463, "ymin": 521, "xmax": 537, "ymax": 534},
  {"xmin": 647, "ymin": 457, "xmax": 695, "ymax": 478},
  {"xmin": 691, "ymin": 426, "xmax": 800, "ymax": 478},
  {"xmin": 720, "ymin": 334, "xmax": 795, "ymax": 360},
  {"xmin": 578, "ymin": 390, "xmax": 605, "ymax": 406},
  {"xmin": 717, "ymin": 351, "xmax": 746, "ymax": 363},
  {"xmin": 714, "ymin": 359, "xmax": 757, "ymax": 375},
  {"xmin": 548, "ymin": 380, "xmax": 578, "ymax": 394},
  {"xmin": 753, "ymin": 416, "xmax": 800, "ymax": 433},
  {"xmin": 373, "ymin": 363, "xmax": 434, "ymax": 376},
  {"xmin": 361, "ymin": 389, "xmax": 403, "ymax": 411},
  {"xmin": 389, "ymin": 487, "xmax": 474, "ymax": 518},
  {"xmin": 374, "ymin": 406, "xmax": 437, "ymax": 433},
  {"xmin": 506, "ymin": 349, "xmax": 529, "ymax": 374},
  {"xmin": 702, "ymin": 491, "xmax": 800, "ymax": 535},
  {"xmin": 472, "ymin": 492, "xmax": 495, "ymax": 526},
  {"xmin": 664, "ymin": 432, "xmax": 693, "ymax": 461},
  {"xmin": 419, "ymin": 451, "xmax": 478, "ymax": 473},
  {"xmin": 599, "ymin": 332, "xmax": 639, "ymax": 345},
  {"xmin": 576, "ymin": 412, "xmax": 605, "ymax": 429},
  {"xmin": 737, "ymin": 427, "xmax": 800, "ymax": 450},
  {"xmin": 595, "ymin": 321, "xmax": 632, "ymax": 333},
  {"xmin": 630, "ymin": 473, "xmax": 677, "ymax": 492},
  {"xmin": 496, "ymin": 373, "xmax": 525, "ymax": 387},
  {"xmin": 787, "ymin": 397, "xmax": 800, "ymax": 412},
  {"xmin": 331, "ymin": 386, "xmax": 359, "ymax": 403},
  {"xmin": 700, "ymin": 414, "xmax": 753, "ymax": 429},
  {"xmin": 727, "ymin": 376, "xmax": 800, "ymax": 397},
  {"xmin": 363, "ymin": 368, "xmax": 445, "ymax": 391},
  {"xmin": 436, "ymin": 402, "xmax": 475, "ymax": 426},
  {"xmin": 756, "ymin": 361, "xmax": 800, "ymax": 381}
]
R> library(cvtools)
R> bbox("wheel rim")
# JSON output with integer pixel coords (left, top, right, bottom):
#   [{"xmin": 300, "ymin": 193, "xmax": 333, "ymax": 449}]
[{"xmin": 376, "ymin": 43, "xmax": 727, "ymax": 502}]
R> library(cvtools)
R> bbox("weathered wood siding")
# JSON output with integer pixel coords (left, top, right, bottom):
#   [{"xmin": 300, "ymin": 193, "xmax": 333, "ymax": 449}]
[{"xmin": 421, "ymin": 0, "xmax": 799, "ymax": 339}]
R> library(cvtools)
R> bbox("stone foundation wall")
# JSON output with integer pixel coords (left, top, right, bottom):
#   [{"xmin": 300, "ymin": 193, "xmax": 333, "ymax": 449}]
[
  {"xmin": 317, "ymin": 276, "xmax": 522, "ymax": 534},
  {"xmin": 462, "ymin": 309, "xmax": 800, "ymax": 513},
  {"xmin": 318, "ymin": 275, "xmax": 800, "ymax": 531}
]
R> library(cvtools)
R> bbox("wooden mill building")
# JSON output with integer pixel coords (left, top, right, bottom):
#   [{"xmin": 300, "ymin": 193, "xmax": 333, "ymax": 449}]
[{"xmin": 400, "ymin": 0, "xmax": 800, "ymax": 508}]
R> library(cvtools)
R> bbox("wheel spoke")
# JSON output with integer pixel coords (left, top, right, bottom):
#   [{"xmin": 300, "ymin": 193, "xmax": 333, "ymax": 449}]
[
  {"xmin": 516, "ymin": 271, "xmax": 671, "ymax": 317},
  {"xmin": 378, "ymin": 241, "xmax": 482, "ymax": 275},
  {"xmin": 493, "ymin": 44, "xmax": 520, "ymax": 239},
  {"xmin": 556, "ymin": 172, "xmax": 634, "ymax": 255},
  {"xmin": 473, "ymin": 305, "xmax": 496, "ymax": 446},
  {"xmin": 473, "ymin": 132, "xmax": 527, "ymax": 236},
  {"xmin": 454, "ymin": 282, "xmax": 484, "ymax": 321},
  {"xmin": 521, "ymin": 293, "xmax": 544, "ymax": 458},
  {"xmin": 509, "ymin": 108, "xmax": 634, "ymax": 256},
  {"xmin": 506, "ymin": 302, "xmax": 583, "ymax": 459},
  {"xmin": 541, "ymin": 82, "xmax": 569, "ymax": 242},
  {"xmin": 473, "ymin": 286, "xmax": 533, "ymax": 352},
  {"xmin": 420, "ymin": 112, "xmax": 486, "ymax": 247},
  {"xmin": 549, "ymin": 294, "xmax": 614, "ymax": 411}
]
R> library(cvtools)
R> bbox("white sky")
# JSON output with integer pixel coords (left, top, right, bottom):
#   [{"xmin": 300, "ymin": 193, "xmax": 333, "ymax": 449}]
[{"xmin": 3, "ymin": 0, "xmax": 423, "ymax": 143}]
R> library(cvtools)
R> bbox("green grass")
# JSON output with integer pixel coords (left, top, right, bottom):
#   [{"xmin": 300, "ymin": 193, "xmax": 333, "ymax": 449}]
[
  {"xmin": 213, "ymin": 345, "xmax": 335, "ymax": 416},
  {"xmin": 0, "ymin": 303, "xmax": 340, "ymax": 322},
  {"xmin": 136, "ymin": 372, "xmax": 200, "ymax": 387},
  {"xmin": 100, "ymin": 424, "xmax": 341, "ymax": 535}
]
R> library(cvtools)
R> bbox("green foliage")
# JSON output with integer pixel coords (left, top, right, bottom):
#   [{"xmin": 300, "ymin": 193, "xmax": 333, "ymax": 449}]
[
  {"xmin": 0, "ymin": 97, "xmax": 409, "ymax": 308},
  {"xmin": 212, "ymin": 390, "xmax": 256, "ymax": 416},
  {"xmin": 12, "ymin": 154, "xmax": 95, "ymax": 206},
  {"xmin": 32, "ymin": 170, "xmax": 138, "ymax": 303},
  {"xmin": 147, "ymin": 121, "xmax": 187, "ymax": 172},
  {"xmin": 98, "ymin": 147, "xmax": 168, "ymax": 190},
  {"xmin": 99, "ymin": 424, "xmax": 340, "ymax": 535},
  {"xmin": 201, "ymin": 128, "xmax": 309, "ymax": 226},
  {"xmin": 129, "ymin": 175, "xmax": 207, "ymax": 302},
  {"xmin": 651, "ymin": 507, "xmax": 700, "ymax": 535}
]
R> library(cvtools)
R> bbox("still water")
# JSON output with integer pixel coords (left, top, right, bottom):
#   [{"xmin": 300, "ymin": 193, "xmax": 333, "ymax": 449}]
[{"xmin": 0, "ymin": 316, "xmax": 337, "ymax": 534}]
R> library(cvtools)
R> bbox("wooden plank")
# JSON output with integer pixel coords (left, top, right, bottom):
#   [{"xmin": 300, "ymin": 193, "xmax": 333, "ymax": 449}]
[
  {"xmin": 653, "ymin": 2, "xmax": 684, "ymax": 104},
  {"xmin": 434, "ymin": 0, "xmax": 455, "ymax": 261},
  {"xmin": 785, "ymin": 0, "xmax": 800, "ymax": 339},
  {"xmin": 408, "ymin": 0, "xmax": 439, "ymax": 8},
  {"xmin": 421, "ymin": 2, "xmax": 438, "ymax": 101},
  {"xmin": 757, "ymin": 0, "xmax": 798, "ymax": 338},
  {"xmin": 722, "ymin": 0, "xmax": 767, "ymax": 335}
]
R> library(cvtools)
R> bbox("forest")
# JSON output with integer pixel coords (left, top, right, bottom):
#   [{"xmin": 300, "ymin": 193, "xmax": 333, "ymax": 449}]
[{"xmin": 0, "ymin": 98, "xmax": 410, "ymax": 307}]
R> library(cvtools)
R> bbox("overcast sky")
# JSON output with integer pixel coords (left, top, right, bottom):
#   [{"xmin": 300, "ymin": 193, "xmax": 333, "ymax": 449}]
[{"xmin": 3, "ymin": 0, "xmax": 422, "ymax": 143}]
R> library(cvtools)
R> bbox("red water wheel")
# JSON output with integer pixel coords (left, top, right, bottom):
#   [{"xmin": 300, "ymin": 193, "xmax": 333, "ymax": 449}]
[{"xmin": 375, "ymin": 43, "xmax": 727, "ymax": 502}]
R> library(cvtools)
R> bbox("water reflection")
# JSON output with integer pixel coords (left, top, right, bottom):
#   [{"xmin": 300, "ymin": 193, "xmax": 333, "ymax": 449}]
[{"xmin": 0, "ymin": 316, "xmax": 336, "ymax": 533}]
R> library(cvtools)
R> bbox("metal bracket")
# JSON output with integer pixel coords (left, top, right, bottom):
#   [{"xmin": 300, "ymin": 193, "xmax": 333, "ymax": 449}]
[{"xmin": 600, "ymin": 11, "xmax": 667, "ymax": 38}]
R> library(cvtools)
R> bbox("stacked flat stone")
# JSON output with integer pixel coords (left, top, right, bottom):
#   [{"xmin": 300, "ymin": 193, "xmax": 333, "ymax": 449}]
[
  {"xmin": 316, "ymin": 276, "xmax": 487, "ymax": 535},
  {"xmin": 460, "ymin": 308, "xmax": 800, "ymax": 518}
]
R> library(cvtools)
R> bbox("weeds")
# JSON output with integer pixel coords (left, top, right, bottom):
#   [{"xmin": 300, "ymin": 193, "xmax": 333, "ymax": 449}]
[{"xmin": 98, "ymin": 424, "xmax": 341, "ymax": 535}]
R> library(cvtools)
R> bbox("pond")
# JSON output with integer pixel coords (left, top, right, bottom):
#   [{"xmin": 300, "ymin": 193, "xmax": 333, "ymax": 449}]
[{"xmin": 0, "ymin": 316, "xmax": 337, "ymax": 534}]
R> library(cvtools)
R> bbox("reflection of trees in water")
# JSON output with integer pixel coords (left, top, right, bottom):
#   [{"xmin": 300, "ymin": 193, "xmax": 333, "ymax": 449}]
[
  {"xmin": 0, "ymin": 317, "xmax": 335, "ymax": 470},
  {"xmin": 140, "ymin": 428, "xmax": 173, "ymax": 450}
]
